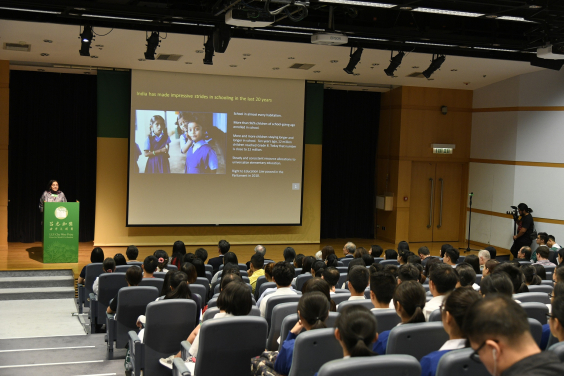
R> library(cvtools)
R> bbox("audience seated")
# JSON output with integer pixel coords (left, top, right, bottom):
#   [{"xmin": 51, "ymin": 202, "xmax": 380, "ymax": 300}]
[
  {"xmin": 93, "ymin": 257, "xmax": 116, "ymax": 295},
  {"xmin": 284, "ymin": 247, "xmax": 296, "ymax": 263},
  {"xmin": 211, "ymin": 251, "xmax": 238, "ymax": 283},
  {"xmin": 385, "ymin": 264, "xmax": 399, "ymax": 278},
  {"xmin": 397, "ymin": 250, "xmax": 413, "ymax": 265},
  {"xmin": 424, "ymin": 263, "xmax": 458, "ymax": 321},
  {"xmin": 534, "ymin": 232, "xmax": 550, "ymax": 262},
  {"xmin": 248, "ymin": 254, "xmax": 265, "ymax": 293},
  {"xmin": 549, "ymin": 296, "xmax": 564, "ymax": 343},
  {"xmin": 372, "ymin": 280, "xmax": 426, "ymax": 354},
  {"xmin": 315, "ymin": 250, "xmax": 323, "ymax": 261},
  {"xmin": 478, "ymin": 249, "xmax": 491, "ymax": 270},
  {"xmin": 107, "ymin": 266, "xmax": 143, "ymax": 314},
  {"xmin": 371, "ymin": 245, "xmax": 383, "ymax": 258},
  {"xmin": 341, "ymin": 242, "xmax": 356, "ymax": 260},
  {"xmin": 260, "ymin": 262, "xmax": 298, "ymax": 317},
  {"xmin": 384, "ymin": 249, "xmax": 398, "ymax": 260},
  {"xmin": 170, "ymin": 241, "xmax": 187, "ymax": 269},
  {"xmin": 418, "ymin": 246, "xmax": 431, "ymax": 266},
  {"xmin": 126, "ymin": 245, "xmax": 139, "ymax": 264},
  {"xmin": 302, "ymin": 278, "xmax": 336, "ymax": 312},
  {"xmin": 480, "ymin": 273, "xmax": 514, "ymax": 298},
  {"xmin": 321, "ymin": 246, "xmax": 335, "ymax": 261},
  {"xmin": 191, "ymin": 258, "xmax": 206, "ymax": 278},
  {"xmin": 535, "ymin": 246, "xmax": 557, "ymax": 268},
  {"xmin": 208, "ymin": 239, "xmax": 230, "ymax": 274},
  {"xmin": 369, "ymin": 271, "xmax": 396, "ymax": 310},
  {"xmin": 455, "ymin": 263, "xmax": 478, "ymax": 290},
  {"xmin": 557, "ymin": 249, "xmax": 564, "ymax": 266},
  {"xmin": 424, "ymin": 257, "xmax": 440, "ymax": 277},
  {"xmin": 275, "ymin": 291, "xmax": 330, "ymax": 375},
  {"xmin": 462, "ymin": 295, "xmax": 564, "ymax": 375},
  {"xmin": 354, "ymin": 247, "xmax": 369, "ymax": 259},
  {"xmin": 398, "ymin": 241, "xmax": 410, "ymax": 254},
  {"xmin": 483, "ymin": 259, "xmax": 500, "ymax": 276},
  {"xmin": 245, "ymin": 245, "xmax": 271, "ymax": 270},
  {"xmin": 302, "ymin": 256, "xmax": 316, "ymax": 276},
  {"xmin": 554, "ymin": 265, "xmax": 564, "ymax": 284},
  {"xmin": 312, "ymin": 260, "xmax": 327, "ymax": 278},
  {"xmin": 397, "ymin": 264, "xmax": 420, "ymax": 284},
  {"xmin": 464, "ymin": 254, "xmax": 481, "ymax": 274},
  {"xmin": 522, "ymin": 264, "xmax": 542, "ymax": 286},
  {"xmin": 420, "ymin": 287, "xmax": 482, "ymax": 376},
  {"xmin": 256, "ymin": 262, "xmax": 295, "ymax": 308},
  {"xmin": 114, "ymin": 253, "xmax": 127, "ymax": 266},
  {"xmin": 142, "ymin": 256, "xmax": 158, "ymax": 278},
  {"xmin": 518, "ymin": 246, "xmax": 532, "ymax": 261},
  {"xmin": 494, "ymin": 263, "xmax": 529, "ymax": 294},
  {"xmin": 78, "ymin": 247, "xmax": 104, "ymax": 284},
  {"xmin": 533, "ymin": 264, "xmax": 547, "ymax": 280},
  {"xmin": 361, "ymin": 253, "xmax": 374, "ymax": 267},
  {"xmin": 443, "ymin": 248, "xmax": 459, "ymax": 267},
  {"xmin": 154, "ymin": 249, "xmax": 170, "ymax": 272},
  {"xmin": 195, "ymin": 247, "xmax": 208, "ymax": 263},
  {"xmin": 440, "ymin": 244, "xmax": 453, "ymax": 258},
  {"xmin": 485, "ymin": 246, "xmax": 497, "ymax": 260},
  {"xmin": 294, "ymin": 254, "xmax": 305, "ymax": 268},
  {"xmin": 181, "ymin": 262, "xmax": 198, "ymax": 284},
  {"xmin": 326, "ymin": 254, "xmax": 339, "ymax": 268},
  {"xmin": 344, "ymin": 266, "xmax": 369, "ymax": 302},
  {"xmin": 548, "ymin": 235, "xmax": 561, "ymax": 251},
  {"xmin": 321, "ymin": 267, "xmax": 340, "ymax": 294}
]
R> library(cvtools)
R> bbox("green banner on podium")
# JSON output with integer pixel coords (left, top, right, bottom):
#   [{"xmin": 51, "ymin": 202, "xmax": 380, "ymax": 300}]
[{"xmin": 43, "ymin": 202, "xmax": 79, "ymax": 263}]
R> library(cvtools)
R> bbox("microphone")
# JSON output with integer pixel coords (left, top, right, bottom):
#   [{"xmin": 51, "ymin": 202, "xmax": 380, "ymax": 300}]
[{"xmin": 469, "ymin": 192, "xmax": 474, "ymax": 196}]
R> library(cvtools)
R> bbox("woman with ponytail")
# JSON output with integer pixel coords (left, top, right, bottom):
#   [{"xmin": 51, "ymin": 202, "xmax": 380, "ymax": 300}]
[
  {"xmin": 335, "ymin": 304, "xmax": 378, "ymax": 357},
  {"xmin": 274, "ymin": 291, "xmax": 330, "ymax": 375},
  {"xmin": 372, "ymin": 280, "xmax": 427, "ymax": 354},
  {"xmin": 522, "ymin": 264, "xmax": 542, "ymax": 285},
  {"xmin": 170, "ymin": 240, "xmax": 187, "ymax": 269},
  {"xmin": 420, "ymin": 287, "xmax": 482, "ymax": 376}
]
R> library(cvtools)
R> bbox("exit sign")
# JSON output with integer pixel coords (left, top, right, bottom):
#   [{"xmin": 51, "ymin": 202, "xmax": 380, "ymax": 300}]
[{"xmin": 433, "ymin": 148, "xmax": 453, "ymax": 154}]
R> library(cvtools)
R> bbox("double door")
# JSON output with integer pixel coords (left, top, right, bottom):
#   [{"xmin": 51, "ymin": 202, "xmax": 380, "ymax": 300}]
[{"xmin": 409, "ymin": 162, "xmax": 463, "ymax": 242}]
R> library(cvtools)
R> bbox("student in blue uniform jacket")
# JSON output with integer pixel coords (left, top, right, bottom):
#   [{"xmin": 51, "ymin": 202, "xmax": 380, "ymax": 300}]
[
  {"xmin": 419, "ymin": 287, "xmax": 482, "ymax": 376},
  {"xmin": 372, "ymin": 280, "xmax": 427, "ymax": 354}
]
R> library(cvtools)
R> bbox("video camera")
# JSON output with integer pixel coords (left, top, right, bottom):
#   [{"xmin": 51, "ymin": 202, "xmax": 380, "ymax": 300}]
[{"xmin": 506, "ymin": 206, "xmax": 519, "ymax": 221}]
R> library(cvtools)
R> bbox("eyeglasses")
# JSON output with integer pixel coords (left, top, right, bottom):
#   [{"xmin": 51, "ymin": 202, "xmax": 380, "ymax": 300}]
[
  {"xmin": 549, "ymin": 293, "xmax": 554, "ymax": 299},
  {"xmin": 470, "ymin": 341, "xmax": 486, "ymax": 363},
  {"xmin": 546, "ymin": 313, "xmax": 554, "ymax": 320}
]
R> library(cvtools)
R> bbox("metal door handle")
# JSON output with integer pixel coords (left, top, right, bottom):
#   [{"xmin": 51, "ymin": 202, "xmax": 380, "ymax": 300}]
[
  {"xmin": 428, "ymin": 178, "xmax": 434, "ymax": 228},
  {"xmin": 437, "ymin": 178, "xmax": 444, "ymax": 228}
]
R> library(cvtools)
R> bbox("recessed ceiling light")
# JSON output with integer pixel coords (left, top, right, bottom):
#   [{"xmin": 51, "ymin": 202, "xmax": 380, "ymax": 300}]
[
  {"xmin": 272, "ymin": 67, "xmax": 280, "ymax": 70},
  {"xmin": 195, "ymin": 50, "xmax": 204, "ymax": 53},
  {"xmin": 288, "ymin": 57, "xmax": 295, "ymax": 59},
  {"xmin": 40, "ymin": 53, "xmax": 49, "ymax": 56},
  {"xmin": 138, "ymin": 58, "xmax": 145, "ymax": 61},
  {"xmin": 230, "ymin": 65, "xmax": 237, "ymax": 67},
  {"xmin": 91, "ymin": 55, "xmax": 98, "ymax": 58},
  {"xmin": 37, "ymin": 69, "xmax": 45, "ymax": 72},
  {"xmin": 313, "ymin": 71, "xmax": 321, "ymax": 73},
  {"xmin": 171, "ymin": 21, "xmax": 198, "ymax": 26},
  {"xmin": 330, "ymin": 60, "xmax": 338, "ymax": 63},
  {"xmin": 43, "ymin": 39, "xmax": 52, "ymax": 43},
  {"xmin": 451, "ymin": 69, "xmax": 458, "ymax": 71},
  {"xmin": 185, "ymin": 62, "xmax": 192, "ymax": 64}
]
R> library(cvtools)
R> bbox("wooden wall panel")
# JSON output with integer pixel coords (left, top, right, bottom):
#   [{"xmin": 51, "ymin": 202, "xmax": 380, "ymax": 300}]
[{"xmin": 0, "ymin": 60, "xmax": 8, "ymax": 248}]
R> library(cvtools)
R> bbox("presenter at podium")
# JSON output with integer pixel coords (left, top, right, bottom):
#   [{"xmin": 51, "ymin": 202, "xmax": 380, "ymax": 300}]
[{"xmin": 39, "ymin": 180, "xmax": 67, "ymax": 212}]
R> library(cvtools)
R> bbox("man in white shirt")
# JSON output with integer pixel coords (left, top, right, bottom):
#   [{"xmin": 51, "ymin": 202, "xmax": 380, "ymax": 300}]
[
  {"xmin": 443, "ymin": 248, "xmax": 460, "ymax": 268},
  {"xmin": 478, "ymin": 249, "xmax": 491, "ymax": 271},
  {"xmin": 424, "ymin": 263, "xmax": 458, "ymax": 321},
  {"xmin": 259, "ymin": 262, "xmax": 297, "ymax": 317},
  {"xmin": 548, "ymin": 235, "xmax": 561, "ymax": 251},
  {"xmin": 346, "ymin": 266, "xmax": 369, "ymax": 301},
  {"xmin": 369, "ymin": 270, "xmax": 396, "ymax": 310},
  {"xmin": 322, "ymin": 267, "xmax": 340, "ymax": 295}
]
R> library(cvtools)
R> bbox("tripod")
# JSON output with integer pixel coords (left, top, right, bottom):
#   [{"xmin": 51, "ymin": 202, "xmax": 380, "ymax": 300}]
[{"xmin": 459, "ymin": 192, "xmax": 480, "ymax": 253}]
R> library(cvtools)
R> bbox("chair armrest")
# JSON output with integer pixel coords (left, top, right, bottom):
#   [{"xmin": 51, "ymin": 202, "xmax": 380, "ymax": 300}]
[
  {"xmin": 89, "ymin": 293, "xmax": 98, "ymax": 302},
  {"xmin": 106, "ymin": 312, "xmax": 115, "ymax": 320},
  {"xmin": 173, "ymin": 358, "xmax": 191, "ymax": 376},
  {"xmin": 181, "ymin": 341, "xmax": 192, "ymax": 359},
  {"xmin": 128, "ymin": 330, "xmax": 140, "ymax": 342}
]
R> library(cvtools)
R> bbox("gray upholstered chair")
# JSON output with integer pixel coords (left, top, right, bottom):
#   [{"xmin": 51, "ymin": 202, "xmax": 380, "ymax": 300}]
[
  {"xmin": 331, "ymin": 293, "xmax": 352, "ymax": 305},
  {"xmin": 386, "ymin": 322, "xmax": 449, "ymax": 360},
  {"xmin": 520, "ymin": 302, "xmax": 549, "ymax": 325},
  {"xmin": 78, "ymin": 263, "xmax": 103, "ymax": 312},
  {"xmin": 254, "ymin": 275, "xmax": 267, "ymax": 300},
  {"xmin": 513, "ymin": 292, "xmax": 551, "ymax": 304},
  {"xmin": 266, "ymin": 302, "xmax": 299, "ymax": 350},
  {"xmin": 264, "ymin": 294, "xmax": 301, "ymax": 327},
  {"xmin": 428, "ymin": 309, "xmax": 442, "ymax": 322},
  {"xmin": 371, "ymin": 309, "xmax": 401, "ymax": 333},
  {"xmin": 337, "ymin": 299, "xmax": 374, "ymax": 313},
  {"xmin": 288, "ymin": 328, "xmax": 342, "ymax": 376},
  {"xmin": 548, "ymin": 341, "xmax": 564, "ymax": 361},
  {"xmin": 318, "ymin": 354, "xmax": 421, "ymax": 376},
  {"xmin": 528, "ymin": 317, "xmax": 543, "ymax": 347},
  {"xmin": 202, "ymin": 306, "xmax": 260, "ymax": 322},
  {"xmin": 89, "ymin": 272, "xmax": 127, "ymax": 333},
  {"xmin": 115, "ymin": 265, "xmax": 132, "ymax": 273},
  {"xmin": 139, "ymin": 278, "xmax": 164, "ymax": 292},
  {"xmin": 380, "ymin": 260, "xmax": 400, "ymax": 266},
  {"xmin": 527, "ymin": 285, "xmax": 554, "ymax": 294},
  {"xmin": 128, "ymin": 300, "xmax": 197, "ymax": 376},
  {"xmin": 106, "ymin": 286, "xmax": 159, "ymax": 352},
  {"xmin": 435, "ymin": 348, "xmax": 490, "ymax": 376},
  {"xmin": 295, "ymin": 274, "xmax": 313, "ymax": 291},
  {"xmin": 279, "ymin": 313, "xmax": 339, "ymax": 352}
]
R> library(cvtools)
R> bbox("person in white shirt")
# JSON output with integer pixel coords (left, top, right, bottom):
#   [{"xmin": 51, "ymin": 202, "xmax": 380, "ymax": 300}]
[
  {"xmin": 322, "ymin": 267, "xmax": 340, "ymax": 295},
  {"xmin": 424, "ymin": 263, "xmax": 458, "ymax": 321},
  {"xmin": 260, "ymin": 262, "xmax": 298, "ymax": 317},
  {"xmin": 92, "ymin": 258, "xmax": 116, "ymax": 295},
  {"xmin": 547, "ymin": 235, "xmax": 561, "ymax": 251},
  {"xmin": 346, "ymin": 266, "xmax": 369, "ymax": 301},
  {"xmin": 455, "ymin": 264, "xmax": 480, "ymax": 291},
  {"xmin": 478, "ymin": 250, "xmax": 491, "ymax": 271},
  {"xmin": 397, "ymin": 264, "xmax": 420, "ymax": 284},
  {"xmin": 369, "ymin": 270, "xmax": 396, "ymax": 311},
  {"xmin": 443, "ymin": 248, "xmax": 460, "ymax": 268}
]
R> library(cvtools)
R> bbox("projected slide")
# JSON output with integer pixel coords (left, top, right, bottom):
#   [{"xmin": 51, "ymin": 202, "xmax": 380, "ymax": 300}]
[{"xmin": 128, "ymin": 70, "xmax": 305, "ymax": 226}]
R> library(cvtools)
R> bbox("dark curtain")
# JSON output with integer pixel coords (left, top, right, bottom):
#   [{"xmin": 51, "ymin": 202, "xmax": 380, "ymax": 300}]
[
  {"xmin": 320, "ymin": 90, "xmax": 380, "ymax": 239},
  {"xmin": 8, "ymin": 71, "xmax": 97, "ymax": 242}
]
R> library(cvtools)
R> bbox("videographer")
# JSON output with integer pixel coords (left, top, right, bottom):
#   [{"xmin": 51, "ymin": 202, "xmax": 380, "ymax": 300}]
[{"xmin": 510, "ymin": 203, "xmax": 534, "ymax": 259}]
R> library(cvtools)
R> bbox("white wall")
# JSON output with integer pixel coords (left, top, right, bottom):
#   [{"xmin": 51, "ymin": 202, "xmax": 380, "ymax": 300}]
[{"xmin": 470, "ymin": 68, "xmax": 564, "ymax": 251}]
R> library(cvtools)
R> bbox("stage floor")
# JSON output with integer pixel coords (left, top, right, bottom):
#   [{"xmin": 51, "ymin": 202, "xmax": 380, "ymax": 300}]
[{"xmin": 0, "ymin": 239, "xmax": 505, "ymax": 279}]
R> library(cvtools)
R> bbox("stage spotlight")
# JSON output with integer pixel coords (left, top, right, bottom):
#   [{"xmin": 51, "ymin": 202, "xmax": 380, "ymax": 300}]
[
  {"xmin": 79, "ymin": 25, "xmax": 94, "ymax": 56},
  {"xmin": 384, "ymin": 51, "xmax": 405, "ymax": 77},
  {"xmin": 343, "ymin": 47, "xmax": 363, "ymax": 74},
  {"xmin": 422, "ymin": 54, "xmax": 446, "ymax": 78},
  {"xmin": 213, "ymin": 25, "xmax": 231, "ymax": 53},
  {"xmin": 144, "ymin": 32, "xmax": 160, "ymax": 60},
  {"xmin": 203, "ymin": 35, "xmax": 214, "ymax": 65}
]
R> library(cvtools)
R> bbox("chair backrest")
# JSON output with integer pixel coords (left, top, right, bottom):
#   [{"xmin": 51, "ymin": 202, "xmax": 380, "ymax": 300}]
[
  {"xmin": 168, "ymin": 264, "xmax": 178, "ymax": 271},
  {"xmin": 380, "ymin": 260, "xmax": 400, "ymax": 266},
  {"xmin": 115, "ymin": 286, "xmax": 160, "ymax": 347},
  {"xmin": 144, "ymin": 300, "xmax": 198, "ymax": 354},
  {"xmin": 288, "ymin": 328, "xmax": 343, "ymax": 376},
  {"xmin": 205, "ymin": 264, "xmax": 213, "ymax": 273},
  {"xmin": 259, "ymin": 282, "xmax": 277, "ymax": 297},
  {"xmin": 139, "ymin": 278, "xmax": 164, "ymax": 292},
  {"xmin": 266, "ymin": 302, "xmax": 299, "ymax": 350},
  {"xmin": 546, "ymin": 272, "xmax": 553, "ymax": 281},
  {"xmin": 254, "ymin": 276, "xmax": 267, "ymax": 300},
  {"xmin": 527, "ymin": 285, "xmax": 553, "ymax": 294},
  {"xmin": 202, "ymin": 306, "xmax": 260, "ymax": 322},
  {"xmin": 115, "ymin": 265, "xmax": 131, "ymax": 273},
  {"xmin": 207, "ymin": 296, "xmax": 256, "ymax": 309},
  {"xmin": 336, "ymin": 267, "xmax": 348, "ymax": 273},
  {"xmin": 265, "ymin": 294, "xmax": 301, "ymax": 327},
  {"xmin": 97, "ymin": 273, "xmax": 128, "ymax": 317},
  {"xmin": 373, "ymin": 257, "xmax": 384, "ymax": 264},
  {"xmin": 337, "ymin": 299, "xmax": 374, "ymax": 313},
  {"xmin": 513, "ymin": 292, "xmax": 551, "ymax": 304},
  {"xmin": 295, "ymin": 274, "xmax": 312, "ymax": 291},
  {"xmin": 128, "ymin": 261, "xmax": 143, "ymax": 266},
  {"xmin": 422, "ymin": 284, "xmax": 430, "ymax": 292},
  {"xmin": 544, "ymin": 265, "xmax": 556, "ymax": 274},
  {"xmin": 278, "ymin": 312, "xmax": 339, "ymax": 351},
  {"xmin": 219, "ymin": 263, "xmax": 247, "ymax": 271},
  {"xmin": 318, "ymin": 354, "xmax": 421, "ymax": 376},
  {"xmin": 528, "ymin": 318, "xmax": 543, "ymax": 347},
  {"xmin": 85, "ymin": 263, "xmax": 104, "ymax": 296},
  {"xmin": 194, "ymin": 316, "xmax": 268, "ymax": 376},
  {"xmin": 334, "ymin": 289, "xmax": 348, "ymax": 294},
  {"xmin": 337, "ymin": 273, "xmax": 348, "ymax": 289},
  {"xmin": 337, "ymin": 261, "xmax": 344, "ymax": 266},
  {"xmin": 541, "ymin": 280, "xmax": 554, "ymax": 286},
  {"xmin": 428, "ymin": 309, "xmax": 442, "ymax": 322},
  {"xmin": 517, "ymin": 260, "xmax": 532, "ymax": 266},
  {"xmin": 205, "ymin": 271, "xmax": 212, "ymax": 282},
  {"xmin": 154, "ymin": 272, "xmax": 166, "ymax": 279},
  {"xmin": 331, "ymin": 293, "xmax": 352, "ymax": 305},
  {"xmin": 213, "ymin": 282, "xmax": 253, "ymax": 295},
  {"xmin": 475, "ymin": 274, "xmax": 482, "ymax": 284},
  {"xmin": 548, "ymin": 341, "xmax": 564, "ymax": 362},
  {"xmin": 520, "ymin": 302, "xmax": 549, "ymax": 325},
  {"xmin": 435, "ymin": 348, "xmax": 490, "ymax": 376},
  {"xmin": 457, "ymin": 256, "xmax": 466, "ymax": 264},
  {"xmin": 292, "ymin": 268, "xmax": 302, "ymax": 277},
  {"xmin": 386, "ymin": 322, "xmax": 449, "ymax": 360},
  {"xmin": 190, "ymin": 284, "xmax": 208, "ymax": 304},
  {"xmin": 371, "ymin": 309, "xmax": 401, "ymax": 333}
]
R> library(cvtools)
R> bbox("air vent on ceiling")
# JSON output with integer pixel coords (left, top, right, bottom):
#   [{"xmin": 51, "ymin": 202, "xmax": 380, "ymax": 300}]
[
  {"xmin": 156, "ymin": 54, "xmax": 183, "ymax": 61},
  {"xmin": 289, "ymin": 63, "xmax": 315, "ymax": 70},
  {"xmin": 4, "ymin": 42, "xmax": 31, "ymax": 52},
  {"xmin": 406, "ymin": 72, "xmax": 425, "ymax": 78}
]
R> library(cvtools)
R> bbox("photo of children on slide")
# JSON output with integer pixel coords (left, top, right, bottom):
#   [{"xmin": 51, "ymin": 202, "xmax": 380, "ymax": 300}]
[{"xmin": 134, "ymin": 110, "xmax": 227, "ymax": 174}]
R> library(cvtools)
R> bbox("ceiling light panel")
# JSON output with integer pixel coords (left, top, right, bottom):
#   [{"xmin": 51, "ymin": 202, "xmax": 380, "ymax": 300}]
[
  {"xmin": 83, "ymin": 14, "xmax": 152, "ymax": 22},
  {"xmin": 318, "ymin": 0, "xmax": 395, "ymax": 8},
  {"xmin": 256, "ymin": 29, "xmax": 313, "ymax": 35},
  {"xmin": 0, "ymin": 6, "xmax": 61, "ymax": 14},
  {"xmin": 413, "ymin": 7, "xmax": 484, "ymax": 18},
  {"xmin": 497, "ymin": 16, "xmax": 535, "ymax": 23},
  {"xmin": 275, "ymin": 25, "xmax": 325, "ymax": 31}
]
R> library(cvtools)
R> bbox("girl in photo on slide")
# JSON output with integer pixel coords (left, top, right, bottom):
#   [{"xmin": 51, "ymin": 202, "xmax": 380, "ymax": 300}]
[
  {"xmin": 178, "ymin": 112, "xmax": 218, "ymax": 174},
  {"xmin": 144, "ymin": 115, "xmax": 171, "ymax": 173}
]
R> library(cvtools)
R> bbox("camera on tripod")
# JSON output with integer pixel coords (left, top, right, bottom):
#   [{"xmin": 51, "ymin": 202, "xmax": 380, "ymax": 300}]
[{"xmin": 506, "ymin": 206, "xmax": 518, "ymax": 221}]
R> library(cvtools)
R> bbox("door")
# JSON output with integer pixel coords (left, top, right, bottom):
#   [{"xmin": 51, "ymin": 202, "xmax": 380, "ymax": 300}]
[
  {"xmin": 408, "ymin": 162, "xmax": 436, "ymax": 242},
  {"xmin": 433, "ymin": 163, "xmax": 462, "ymax": 242},
  {"xmin": 408, "ymin": 162, "xmax": 463, "ymax": 242}
]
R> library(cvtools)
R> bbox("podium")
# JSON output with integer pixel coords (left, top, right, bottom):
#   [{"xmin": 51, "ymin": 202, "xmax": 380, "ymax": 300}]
[{"xmin": 43, "ymin": 202, "xmax": 79, "ymax": 263}]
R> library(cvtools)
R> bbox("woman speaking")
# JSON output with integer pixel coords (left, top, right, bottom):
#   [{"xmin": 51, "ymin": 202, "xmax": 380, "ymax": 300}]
[{"xmin": 39, "ymin": 180, "xmax": 67, "ymax": 212}]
